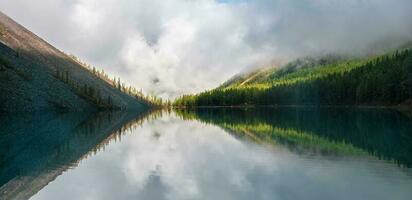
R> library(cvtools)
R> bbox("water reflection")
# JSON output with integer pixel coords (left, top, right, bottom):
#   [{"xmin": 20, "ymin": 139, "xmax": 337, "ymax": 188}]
[
  {"xmin": 31, "ymin": 109, "xmax": 412, "ymax": 200},
  {"xmin": 1, "ymin": 108, "xmax": 412, "ymax": 200},
  {"xmin": 0, "ymin": 110, "xmax": 151, "ymax": 200},
  {"xmin": 176, "ymin": 107, "xmax": 412, "ymax": 167}
]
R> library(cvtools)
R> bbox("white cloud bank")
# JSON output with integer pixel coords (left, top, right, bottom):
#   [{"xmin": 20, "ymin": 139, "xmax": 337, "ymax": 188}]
[{"xmin": 1, "ymin": 0, "xmax": 412, "ymax": 98}]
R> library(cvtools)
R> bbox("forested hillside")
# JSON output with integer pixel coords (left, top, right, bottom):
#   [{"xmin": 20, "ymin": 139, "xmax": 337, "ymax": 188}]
[
  {"xmin": 0, "ymin": 12, "xmax": 156, "ymax": 113},
  {"xmin": 219, "ymin": 54, "xmax": 344, "ymax": 89},
  {"xmin": 174, "ymin": 49, "xmax": 412, "ymax": 107}
]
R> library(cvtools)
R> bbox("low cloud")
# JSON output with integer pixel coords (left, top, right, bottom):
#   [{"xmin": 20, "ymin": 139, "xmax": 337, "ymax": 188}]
[{"xmin": 1, "ymin": 0, "xmax": 412, "ymax": 98}]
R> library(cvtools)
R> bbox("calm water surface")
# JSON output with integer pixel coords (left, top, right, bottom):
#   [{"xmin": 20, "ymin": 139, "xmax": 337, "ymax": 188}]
[{"xmin": 1, "ymin": 108, "xmax": 412, "ymax": 200}]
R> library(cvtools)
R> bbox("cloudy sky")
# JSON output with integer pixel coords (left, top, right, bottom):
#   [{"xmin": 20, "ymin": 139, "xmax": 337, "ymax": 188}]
[{"xmin": 1, "ymin": 0, "xmax": 412, "ymax": 98}]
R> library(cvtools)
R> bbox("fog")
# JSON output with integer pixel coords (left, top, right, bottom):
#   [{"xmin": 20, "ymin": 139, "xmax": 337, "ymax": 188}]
[{"xmin": 1, "ymin": 0, "xmax": 411, "ymax": 98}]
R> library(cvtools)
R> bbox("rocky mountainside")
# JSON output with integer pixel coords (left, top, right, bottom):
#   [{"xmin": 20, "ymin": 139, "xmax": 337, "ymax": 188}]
[{"xmin": 0, "ymin": 11, "xmax": 148, "ymax": 113}]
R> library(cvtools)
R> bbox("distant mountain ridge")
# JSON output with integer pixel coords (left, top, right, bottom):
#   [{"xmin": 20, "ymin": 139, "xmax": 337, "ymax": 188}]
[
  {"xmin": 219, "ymin": 54, "xmax": 349, "ymax": 89},
  {"xmin": 174, "ymin": 49, "xmax": 412, "ymax": 107},
  {"xmin": 0, "ymin": 11, "xmax": 149, "ymax": 113}
]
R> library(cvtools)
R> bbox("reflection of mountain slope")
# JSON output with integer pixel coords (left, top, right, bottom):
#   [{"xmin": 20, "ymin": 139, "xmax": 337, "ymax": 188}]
[
  {"xmin": 0, "ymin": 111, "xmax": 151, "ymax": 200},
  {"xmin": 175, "ymin": 108, "xmax": 412, "ymax": 167},
  {"xmin": 221, "ymin": 124, "xmax": 367, "ymax": 156}
]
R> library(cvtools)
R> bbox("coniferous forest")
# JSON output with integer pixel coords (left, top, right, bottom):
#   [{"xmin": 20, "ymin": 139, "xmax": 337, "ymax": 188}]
[
  {"xmin": 174, "ymin": 49, "xmax": 412, "ymax": 107},
  {"xmin": 2, "ymin": 1, "xmax": 412, "ymax": 200},
  {"xmin": 56, "ymin": 55, "xmax": 164, "ymax": 109}
]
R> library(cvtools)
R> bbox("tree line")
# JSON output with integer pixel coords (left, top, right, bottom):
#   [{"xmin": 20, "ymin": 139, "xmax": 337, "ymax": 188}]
[
  {"xmin": 174, "ymin": 49, "xmax": 412, "ymax": 107},
  {"xmin": 66, "ymin": 54, "xmax": 165, "ymax": 108}
]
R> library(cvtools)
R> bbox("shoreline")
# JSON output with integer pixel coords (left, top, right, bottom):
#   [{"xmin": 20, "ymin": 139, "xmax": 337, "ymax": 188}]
[{"xmin": 171, "ymin": 104, "xmax": 412, "ymax": 111}]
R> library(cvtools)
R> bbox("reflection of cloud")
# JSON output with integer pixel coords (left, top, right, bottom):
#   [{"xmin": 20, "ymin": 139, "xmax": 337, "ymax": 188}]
[
  {"xmin": 1, "ymin": 0, "xmax": 412, "ymax": 98},
  {"xmin": 31, "ymin": 114, "xmax": 412, "ymax": 200},
  {"xmin": 121, "ymin": 115, "xmax": 276, "ymax": 199}
]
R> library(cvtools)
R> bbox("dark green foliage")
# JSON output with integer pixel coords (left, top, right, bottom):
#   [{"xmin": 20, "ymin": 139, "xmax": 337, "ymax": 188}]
[
  {"xmin": 55, "ymin": 64, "xmax": 164, "ymax": 109},
  {"xmin": 0, "ymin": 58, "xmax": 5, "ymax": 73},
  {"xmin": 175, "ymin": 49, "xmax": 412, "ymax": 107},
  {"xmin": 0, "ymin": 55, "xmax": 32, "ymax": 81},
  {"xmin": 175, "ymin": 107, "xmax": 412, "ymax": 167},
  {"xmin": 0, "ymin": 55, "xmax": 11, "ymax": 68},
  {"xmin": 69, "ymin": 54, "xmax": 164, "ymax": 107},
  {"xmin": 55, "ymin": 68, "xmax": 116, "ymax": 110}
]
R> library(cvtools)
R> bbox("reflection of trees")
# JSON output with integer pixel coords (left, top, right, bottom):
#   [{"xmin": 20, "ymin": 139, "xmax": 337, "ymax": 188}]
[
  {"xmin": 175, "ymin": 107, "xmax": 412, "ymax": 167},
  {"xmin": 0, "ymin": 109, "xmax": 158, "ymax": 200}
]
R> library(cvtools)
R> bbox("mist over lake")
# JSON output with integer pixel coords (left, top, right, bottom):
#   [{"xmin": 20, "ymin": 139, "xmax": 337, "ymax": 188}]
[{"xmin": 1, "ymin": 1, "xmax": 412, "ymax": 199}]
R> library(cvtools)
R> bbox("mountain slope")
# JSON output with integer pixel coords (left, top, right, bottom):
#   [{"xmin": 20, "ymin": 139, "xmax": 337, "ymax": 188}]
[
  {"xmin": 218, "ymin": 67, "xmax": 278, "ymax": 89},
  {"xmin": 0, "ymin": 11, "xmax": 149, "ymax": 113},
  {"xmin": 174, "ymin": 50, "xmax": 412, "ymax": 107},
  {"xmin": 219, "ymin": 55, "xmax": 348, "ymax": 90}
]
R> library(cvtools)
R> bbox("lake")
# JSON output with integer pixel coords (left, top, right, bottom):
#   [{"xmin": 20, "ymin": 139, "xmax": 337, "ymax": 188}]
[{"xmin": 1, "ymin": 107, "xmax": 412, "ymax": 200}]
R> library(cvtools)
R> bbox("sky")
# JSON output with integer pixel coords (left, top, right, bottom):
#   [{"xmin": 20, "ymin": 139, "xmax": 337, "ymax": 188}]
[{"xmin": 1, "ymin": 0, "xmax": 412, "ymax": 98}]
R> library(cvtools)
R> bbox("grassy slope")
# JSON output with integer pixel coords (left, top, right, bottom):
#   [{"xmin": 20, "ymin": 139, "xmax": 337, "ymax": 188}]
[
  {"xmin": 0, "ymin": 11, "xmax": 149, "ymax": 113},
  {"xmin": 216, "ymin": 53, "xmax": 381, "ymax": 91},
  {"xmin": 175, "ymin": 49, "xmax": 412, "ymax": 106},
  {"xmin": 220, "ymin": 55, "xmax": 346, "ymax": 89}
]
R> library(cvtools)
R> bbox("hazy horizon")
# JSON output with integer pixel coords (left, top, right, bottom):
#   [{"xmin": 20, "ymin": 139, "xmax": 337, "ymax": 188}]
[{"xmin": 1, "ymin": 0, "xmax": 412, "ymax": 98}]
